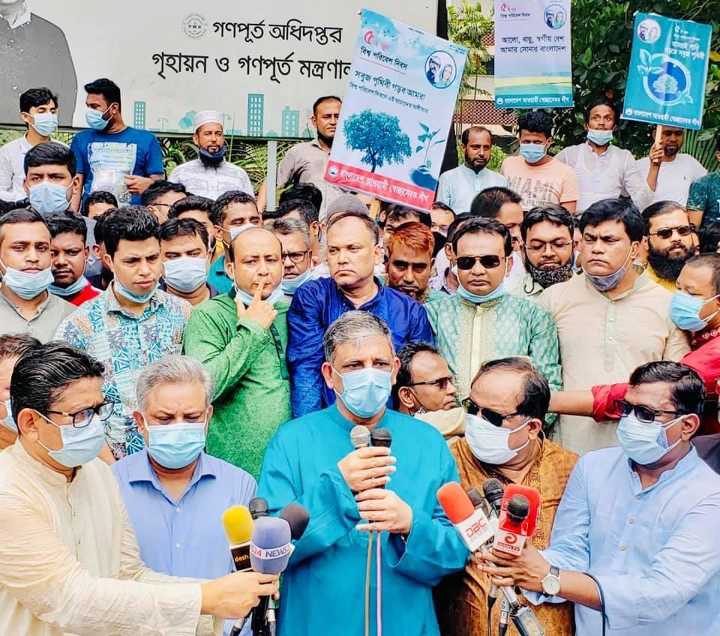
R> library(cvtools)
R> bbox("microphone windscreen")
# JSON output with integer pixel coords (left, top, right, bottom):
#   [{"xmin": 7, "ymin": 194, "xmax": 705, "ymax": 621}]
[
  {"xmin": 370, "ymin": 428, "xmax": 392, "ymax": 447},
  {"xmin": 437, "ymin": 482, "xmax": 475, "ymax": 524},
  {"xmin": 504, "ymin": 484, "xmax": 541, "ymax": 536},
  {"xmin": 222, "ymin": 505, "xmax": 254, "ymax": 545},
  {"xmin": 482, "ymin": 478, "xmax": 504, "ymax": 508},
  {"xmin": 351, "ymin": 425, "xmax": 371, "ymax": 449},
  {"xmin": 467, "ymin": 487, "xmax": 484, "ymax": 509},
  {"xmin": 279, "ymin": 503, "xmax": 310, "ymax": 541},
  {"xmin": 507, "ymin": 495, "xmax": 530, "ymax": 521},
  {"xmin": 249, "ymin": 497, "xmax": 269, "ymax": 520},
  {"xmin": 250, "ymin": 516, "xmax": 293, "ymax": 574}
]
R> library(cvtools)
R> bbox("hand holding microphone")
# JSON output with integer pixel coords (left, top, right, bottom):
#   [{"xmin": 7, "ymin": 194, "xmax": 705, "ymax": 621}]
[{"xmin": 340, "ymin": 425, "xmax": 396, "ymax": 492}]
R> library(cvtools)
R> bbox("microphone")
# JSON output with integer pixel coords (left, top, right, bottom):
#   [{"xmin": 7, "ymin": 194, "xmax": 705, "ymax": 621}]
[
  {"xmin": 437, "ymin": 482, "xmax": 494, "ymax": 550},
  {"xmin": 493, "ymin": 485, "xmax": 541, "ymax": 557},
  {"xmin": 279, "ymin": 502, "xmax": 310, "ymax": 541},
  {"xmin": 370, "ymin": 428, "xmax": 391, "ymax": 447},
  {"xmin": 351, "ymin": 424, "xmax": 371, "ymax": 449},
  {"xmin": 482, "ymin": 478, "xmax": 504, "ymax": 519},
  {"xmin": 222, "ymin": 505, "xmax": 254, "ymax": 573},
  {"xmin": 249, "ymin": 497, "xmax": 269, "ymax": 520}
]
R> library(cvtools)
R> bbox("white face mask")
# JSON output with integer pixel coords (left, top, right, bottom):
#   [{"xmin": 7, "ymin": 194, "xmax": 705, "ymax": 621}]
[{"xmin": 465, "ymin": 413, "xmax": 530, "ymax": 465}]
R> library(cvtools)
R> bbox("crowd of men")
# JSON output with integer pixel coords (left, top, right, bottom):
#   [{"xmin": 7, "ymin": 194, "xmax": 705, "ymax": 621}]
[{"xmin": 0, "ymin": 77, "xmax": 718, "ymax": 636}]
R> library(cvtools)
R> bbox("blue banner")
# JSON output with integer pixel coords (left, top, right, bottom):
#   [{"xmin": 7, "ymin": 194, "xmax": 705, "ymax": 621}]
[{"xmin": 622, "ymin": 13, "xmax": 712, "ymax": 130}]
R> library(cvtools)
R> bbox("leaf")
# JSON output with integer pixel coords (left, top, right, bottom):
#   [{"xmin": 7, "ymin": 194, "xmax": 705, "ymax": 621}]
[
  {"xmin": 419, "ymin": 123, "xmax": 430, "ymax": 132},
  {"xmin": 640, "ymin": 49, "xmax": 652, "ymax": 65},
  {"xmin": 415, "ymin": 145, "xmax": 424, "ymax": 153},
  {"xmin": 434, "ymin": 138, "xmax": 446, "ymax": 145}
]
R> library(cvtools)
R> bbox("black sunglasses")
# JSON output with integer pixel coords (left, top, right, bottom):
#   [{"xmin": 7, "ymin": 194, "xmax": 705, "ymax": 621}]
[
  {"xmin": 648, "ymin": 225, "xmax": 694, "ymax": 240},
  {"xmin": 614, "ymin": 399, "xmax": 684, "ymax": 424},
  {"xmin": 409, "ymin": 376, "xmax": 453, "ymax": 390},
  {"xmin": 466, "ymin": 398, "xmax": 520, "ymax": 427},
  {"xmin": 456, "ymin": 255, "xmax": 502, "ymax": 271}
]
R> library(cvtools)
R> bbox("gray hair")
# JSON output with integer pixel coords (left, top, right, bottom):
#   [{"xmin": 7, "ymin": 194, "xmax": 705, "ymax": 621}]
[
  {"xmin": 323, "ymin": 310, "xmax": 393, "ymax": 362},
  {"xmin": 271, "ymin": 217, "xmax": 312, "ymax": 249},
  {"xmin": 136, "ymin": 355, "xmax": 213, "ymax": 411}
]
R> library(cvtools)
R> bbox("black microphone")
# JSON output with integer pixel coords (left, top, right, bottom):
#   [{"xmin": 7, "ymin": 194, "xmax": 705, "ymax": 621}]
[
  {"xmin": 370, "ymin": 429, "xmax": 392, "ymax": 490},
  {"xmin": 482, "ymin": 478, "xmax": 504, "ymax": 518},
  {"xmin": 249, "ymin": 497, "xmax": 269, "ymax": 520}
]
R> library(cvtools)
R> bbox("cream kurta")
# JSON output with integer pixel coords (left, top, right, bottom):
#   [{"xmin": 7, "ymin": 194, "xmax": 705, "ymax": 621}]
[
  {"xmin": 537, "ymin": 273, "xmax": 690, "ymax": 454},
  {"xmin": 0, "ymin": 442, "xmax": 219, "ymax": 636}
]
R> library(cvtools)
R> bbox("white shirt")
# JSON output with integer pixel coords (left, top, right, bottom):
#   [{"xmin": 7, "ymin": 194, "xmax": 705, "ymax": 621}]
[
  {"xmin": 0, "ymin": 135, "xmax": 31, "ymax": 202},
  {"xmin": 556, "ymin": 143, "xmax": 652, "ymax": 212},
  {"xmin": 636, "ymin": 153, "xmax": 707, "ymax": 206},
  {"xmin": 169, "ymin": 159, "xmax": 253, "ymax": 200},
  {"xmin": 436, "ymin": 164, "xmax": 507, "ymax": 213}
]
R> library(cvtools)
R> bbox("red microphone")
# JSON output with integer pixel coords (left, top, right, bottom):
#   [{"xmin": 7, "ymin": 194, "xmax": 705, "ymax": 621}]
[
  {"xmin": 437, "ymin": 482, "xmax": 494, "ymax": 551},
  {"xmin": 493, "ymin": 484, "xmax": 541, "ymax": 557}
]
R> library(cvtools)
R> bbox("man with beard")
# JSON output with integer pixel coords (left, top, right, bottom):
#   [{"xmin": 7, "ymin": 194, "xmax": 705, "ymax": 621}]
[
  {"xmin": 638, "ymin": 126, "xmax": 707, "ymax": 206},
  {"xmin": 257, "ymin": 96, "xmax": 344, "ymax": 220},
  {"xmin": 510, "ymin": 204, "xmax": 575, "ymax": 299},
  {"xmin": 437, "ymin": 126, "xmax": 506, "ymax": 214},
  {"xmin": 169, "ymin": 110, "xmax": 253, "ymax": 200},
  {"xmin": 643, "ymin": 201, "xmax": 696, "ymax": 291}
]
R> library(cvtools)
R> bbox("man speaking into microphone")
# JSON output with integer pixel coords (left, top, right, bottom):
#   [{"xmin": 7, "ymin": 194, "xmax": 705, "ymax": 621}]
[{"xmin": 258, "ymin": 311, "xmax": 468, "ymax": 635}]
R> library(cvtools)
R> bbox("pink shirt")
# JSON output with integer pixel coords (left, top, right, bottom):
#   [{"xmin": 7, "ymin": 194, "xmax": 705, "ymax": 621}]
[{"xmin": 501, "ymin": 155, "xmax": 578, "ymax": 211}]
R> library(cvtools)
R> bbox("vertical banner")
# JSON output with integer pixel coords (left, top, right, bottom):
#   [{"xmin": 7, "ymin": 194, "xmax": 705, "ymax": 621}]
[
  {"xmin": 325, "ymin": 9, "xmax": 467, "ymax": 210},
  {"xmin": 493, "ymin": 0, "xmax": 573, "ymax": 109},
  {"xmin": 622, "ymin": 13, "xmax": 712, "ymax": 130}
]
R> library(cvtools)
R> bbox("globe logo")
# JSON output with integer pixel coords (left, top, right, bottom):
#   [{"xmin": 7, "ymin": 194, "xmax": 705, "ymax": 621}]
[{"xmin": 637, "ymin": 50, "xmax": 692, "ymax": 107}]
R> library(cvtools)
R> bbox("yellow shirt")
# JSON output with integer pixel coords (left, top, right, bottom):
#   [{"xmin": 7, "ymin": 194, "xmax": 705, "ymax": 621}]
[
  {"xmin": 0, "ymin": 442, "xmax": 219, "ymax": 636},
  {"xmin": 643, "ymin": 265, "xmax": 678, "ymax": 292}
]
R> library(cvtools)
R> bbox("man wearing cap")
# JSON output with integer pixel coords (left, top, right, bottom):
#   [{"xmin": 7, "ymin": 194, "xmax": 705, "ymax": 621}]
[{"xmin": 169, "ymin": 110, "xmax": 253, "ymax": 200}]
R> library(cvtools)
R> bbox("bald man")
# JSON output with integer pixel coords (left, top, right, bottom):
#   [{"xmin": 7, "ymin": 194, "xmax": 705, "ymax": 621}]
[{"xmin": 183, "ymin": 226, "xmax": 291, "ymax": 478}]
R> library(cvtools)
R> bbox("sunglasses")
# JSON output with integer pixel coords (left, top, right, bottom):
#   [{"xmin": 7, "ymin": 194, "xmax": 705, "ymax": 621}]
[
  {"xmin": 614, "ymin": 399, "xmax": 684, "ymax": 424},
  {"xmin": 466, "ymin": 398, "xmax": 520, "ymax": 427},
  {"xmin": 456, "ymin": 255, "xmax": 502, "ymax": 270},
  {"xmin": 648, "ymin": 225, "xmax": 694, "ymax": 240},
  {"xmin": 409, "ymin": 376, "xmax": 453, "ymax": 390}
]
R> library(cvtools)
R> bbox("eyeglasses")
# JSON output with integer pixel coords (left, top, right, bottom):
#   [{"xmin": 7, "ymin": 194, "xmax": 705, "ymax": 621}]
[
  {"xmin": 409, "ymin": 376, "xmax": 453, "ymax": 390},
  {"xmin": 466, "ymin": 398, "xmax": 520, "ymax": 427},
  {"xmin": 456, "ymin": 255, "xmax": 503, "ymax": 270},
  {"xmin": 282, "ymin": 250, "xmax": 310, "ymax": 264},
  {"xmin": 526, "ymin": 240, "xmax": 572, "ymax": 253},
  {"xmin": 614, "ymin": 399, "xmax": 684, "ymax": 424},
  {"xmin": 43, "ymin": 401, "xmax": 115, "ymax": 428},
  {"xmin": 648, "ymin": 225, "xmax": 694, "ymax": 240}
]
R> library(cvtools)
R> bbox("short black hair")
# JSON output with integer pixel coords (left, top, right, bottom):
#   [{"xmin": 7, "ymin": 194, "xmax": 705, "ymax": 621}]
[
  {"xmin": 24, "ymin": 142, "xmax": 76, "ymax": 177},
  {"xmin": 386, "ymin": 204, "xmax": 432, "ymax": 228},
  {"xmin": 393, "ymin": 342, "xmax": 440, "ymax": 406},
  {"xmin": 517, "ymin": 110, "xmax": 553, "ymax": 138},
  {"xmin": 432, "ymin": 231, "xmax": 447, "ymax": 258},
  {"xmin": 446, "ymin": 212, "xmax": 473, "ymax": 244},
  {"xmin": 431, "ymin": 201, "xmax": 455, "ymax": 216},
  {"xmin": 47, "ymin": 213, "xmax": 88, "ymax": 243},
  {"xmin": 461, "ymin": 126, "xmax": 492, "ymax": 146},
  {"xmin": 642, "ymin": 200, "xmax": 685, "ymax": 234},
  {"xmin": 452, "ymin": 216, "xmax": 512, "ymax": 256},
  {"xmin": 140, "ymin": 180, "xmax": 187, "ymax": 207},
  {"xmin": 212, "ymin": 190, "xmax": 258, "ymax": 226},
  {"xmin": 93, "ymin": 210, "xmax": 114, "ymax": 245},
  {"xmin": 0, "ymin": 334, "xmax": 40, "ymax": 361},
  {"xmin": 684, "ymin": 253, "xmax": 720, "ymax": 296},
  {"xmin": 471, "ymin": 186, "xmax": 522, "ymax": 218},
  {"xmin": 84, "ymin": 77, "xmax": 122, "ymax": 108},
  {"xmin": 473, "ymin": 357, "xmax": 550, "ymax": 420},
  {"xmin": 0, "ymin": 208, "xmax": 48, "ymax": 245},
  {"xmin": 168, "ymin": 195, "xmax": 214, "ymax": 220},
  {"xmin": 275, "ymin": 197, "xmax": 320, "ymax": 226},
  {"xmin": 159, "ymin": 217, "xmax": 209, "ymax": 249},
  {"xmin": 584, "ymin": 96, "xmax": 619, "ymax": 124},
  {"xmin": 11, "ymin": 342, "xmax": 105, "ymax": 425},
  {"xmin": 102, "ymin": 206, "xmax": 160, "ymax": 257},
  {"xmin": 699, "ymin": 220, "xmax": 720, "ymax": 254},
  {"xmin": 312, "ymin": 95, "xmax": 341, "ymax": 115},
  {"xmin": 19, "ymin": 87, "xmax": 58, "ymax": 113},
  {"xmin": 578, "ymin": 198, "xmax": 644, "ymax": 242},
  {"xmin": 521, "ymin": 204, "xmax": 574, "ymax": 242},
  {"xmin": 279, "ymin": 183, "xmax": 323, "ymax": 214},
  {"xmin": 82, "ymin": 191, "xmax": 118, "ymax": 216},
  {"xmin": 628, "ymin": 361, "xmax": 704, "ymax": 416}
]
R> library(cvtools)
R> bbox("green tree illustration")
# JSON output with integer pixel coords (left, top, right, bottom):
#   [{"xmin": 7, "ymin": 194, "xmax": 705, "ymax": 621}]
[{"xmin": 343, "ymin": 110, "xmax": 411, "ymax": 172}]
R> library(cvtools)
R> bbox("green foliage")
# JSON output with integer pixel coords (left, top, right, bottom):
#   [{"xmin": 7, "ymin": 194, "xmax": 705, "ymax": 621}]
[
  {"xmin": 455, "ymin": 142, "xmax": 506, "ymax": 172},
  {"xmin": 448, "ymin": 0, "xmax": 493, "ymax": 100},
  {"xmin": 343, "ymin": 110, "xmax": 411, "ymax": 172}
]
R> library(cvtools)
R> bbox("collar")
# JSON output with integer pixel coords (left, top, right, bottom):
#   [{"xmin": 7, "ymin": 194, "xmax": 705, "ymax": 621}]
[
  {"xmin": 691, "ymin": 325, "xmax": 720, "ymax": 349},
  {"xmin": 334, "ymin": 276, "xmax": 383, "ymax": 308},
  {"xmin": 11, "ymin": 439, "xmax": 79, "ymax": 488},
  {"xmin": 582, "ymin": 271, "xmax": 650, "ymax": 301},
  {"xmin": 310, "ymin": 139, "xmax": 331, "ymax": 154},
  {"xmin": 128, "ymin": 448, "xmax": 217, "ymax": 488},
  {"xmin": 326, "ymin": 403, "xmax": 391, "ymax": 434},
  {"xmin": 0, "ymin": 285, "xmax": 51, "ymax": 317},
  {"xmin": 521, "ymin": 272, "xmax": 544, "ymax": 296},
  {"xmin": 104, "ymin": 284, "xmax": 163, "ymax": 317},
  {"xmin": 459, "ymin": 164, "xmax": 486, "ymax": 178},
  {"xmin": 1, "ymin": 2, "xmax": 30, "ymax": 28},
  {"xmin": 628, "ymin": 445, "xmax": 700, "ymax": 495},
  {"xmin": 584, "ymin": 140, "xmax": 612, "ymax": 157}
]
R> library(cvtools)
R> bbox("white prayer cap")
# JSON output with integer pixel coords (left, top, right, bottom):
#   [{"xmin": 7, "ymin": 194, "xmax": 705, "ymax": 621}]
[{"xmin": 193, "ymin": 110, "xmax": 223, "ymax": 132}]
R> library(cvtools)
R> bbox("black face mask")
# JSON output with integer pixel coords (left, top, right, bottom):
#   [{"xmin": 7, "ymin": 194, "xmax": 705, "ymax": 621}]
[
  {"xmin": 198, "ymin": 143, "xmax": 227, "ymax": 168},
  {"xmin": 526, "ymin": 259, "xmax": 574, "ymax": 289},
  {"xmin": 647, "ymin": 246, "xmax": 692, "ymax": 282}
]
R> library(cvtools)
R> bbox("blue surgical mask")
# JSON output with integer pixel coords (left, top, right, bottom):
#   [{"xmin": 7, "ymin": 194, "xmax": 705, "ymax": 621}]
[
  {"xmin": 2, "ymin": 398, "xmax": 16, "ymax": 432},
  {"xmin": 31, "ymin": 112, "xmax": 59, "ymax": 137},
  {"xmin": 234, "ymin": 284, "xmax": 285, "ymax": 307},
  {"xmin": 85, "ymin": 106, "xmax": 110, "ymax": 131},
  {"xmin": 29, "ymin": 182, "xmax": 71, "ymax": 216},
  {"xmin": 147, "ymin": 421, "xmax": 206, "ymax": 469},
  {"xmin": 670, "ymin": 291, "xmax": 719, "ymax": 332},
  {"xmin": 163, "ymin": 257, "xmax": 208, "ymax": 293},
  {"xmin": 113, "ymin": 280, "xmax": 157, "ymax": 304},
  {"xmin": 36, "ymin": 412, "xmax": 106, "ymax": 468},
  {"xmin": 281, "ymin": 268, "xmax": 313, "ymax": 296},
  {"xmin": 584, "ymin": 250, "xmax": 632, "ymax": 293},
  {"xmin": 465, "ymin": 414, "xmax": 530, "ymax": 465},
  {"xmin": 1, "ymin": 260, "xmax": 54, "ymax": 300},
  {"xmin": 587, "ymin": 129, "xmax": 613, "ymax": 146},
  {"xmin": 333, "ymin": 367, "xmax": 392, "ymax": 419},
  {"xmin": 49, "ymin": 275, "xmax": 88, "ymax": 298},
  {"xmin": 456, "ymin": 281, "xmax": 507, "ymax": 305},
  {"xmin": 519, "ymin": 143, "xmax": 547, "ymax": 164},
  {"xmin": 617, "ymin": 412, "xmax": 683, "ymax": 465}
]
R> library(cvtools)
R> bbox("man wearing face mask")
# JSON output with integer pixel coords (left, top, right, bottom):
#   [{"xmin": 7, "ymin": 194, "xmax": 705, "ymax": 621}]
[
  {"xmin": 426, "ymin": 217, "xmax": 562, "ymax": 405},
  {"xmin": 159, "ymin": 218, "xmax": 216, "ymax": 307},
  {"xmin": 556, "ymin": 97, "xmax": 653, "ymax": 213},
  {"xmin": 183, "ymin": 226, "xmax": 290, "ymax": 479},
  {"xmin": 436, "ymin": 357, "xmax": 577, "ymax": 636},
  {"xmin": 510, "ymin": 204, "xmax": 575, "ymax": 299},
  {"xmin": 258, "ymin": 311, "xmax": 469, "ymax": 636},
  {"xmin": 500, "ymin": 110, "xmax": 578, "ymax": 213},
  {"xmin": 480, "ymin": 361, "xmax": 720, "ymax": 636},
  {"xmin": 70, "ymin": 78, "xmax": 164, "ymax": 208},
  {"xmin": 22, "ymin": 142, "xmax": 80, "ymax": 217},
  {"xmin": 169, "ymin": 110, "xmax": 253, "ymax": 200},
  {"xmin": 0, "ymin": 333, "xmax": 40, "ymax": 450},
  {"xmin": 55, "ymin": 206, "xmax": 192, "ymax": 462},
  {"xmin": 0, "ymin": 87, "xmax": 62, "ymax": 203},
  {"xmin": 0, "ymin": 342, "xmax": 279, "ymax": 634},
  {"xmin": 0, "ymin": 208, "xmax": 75, "ymax": 341},
  {"xmin": 270, "ymin": 217, "xmax": 316, "ymax": 296},
  {"xmin": 537, "ymin": 199, "xmax": 689, "ymax": 453}
]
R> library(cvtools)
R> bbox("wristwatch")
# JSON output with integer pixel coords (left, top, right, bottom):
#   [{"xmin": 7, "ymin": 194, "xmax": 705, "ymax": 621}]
[{"xmin": 541, "ymin": 565, "xmax": 561, "ymax": 595}]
